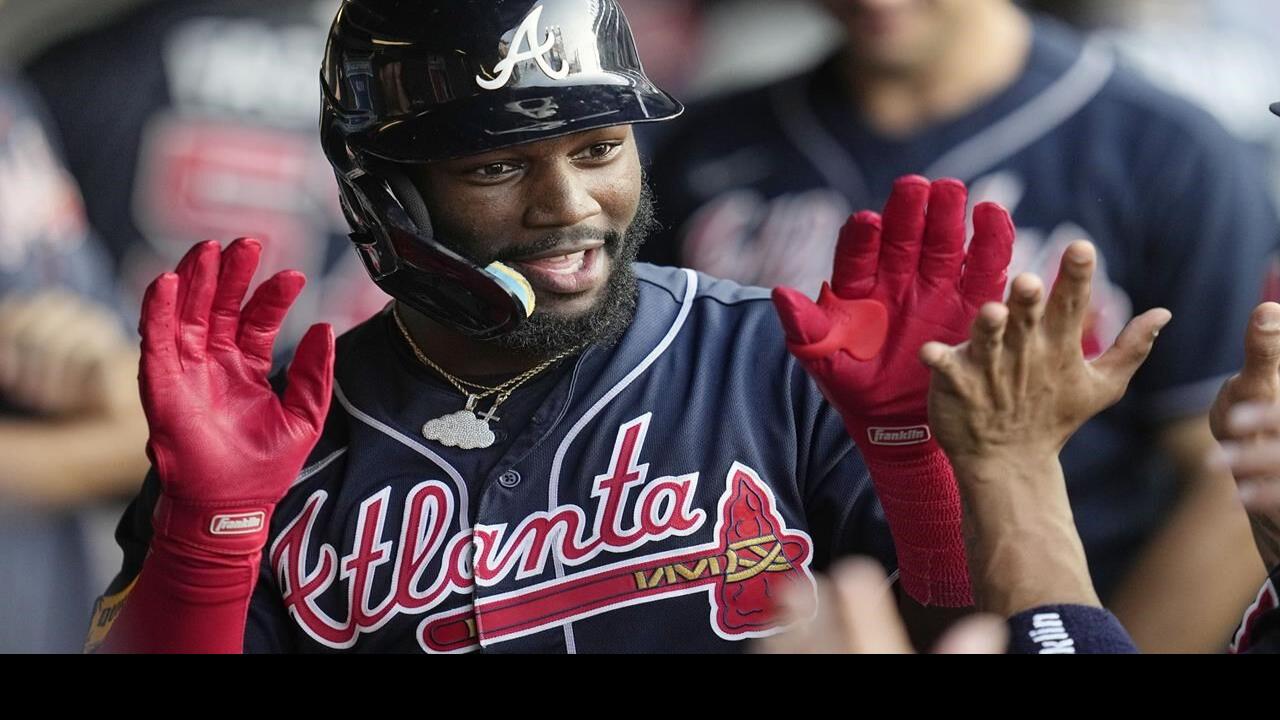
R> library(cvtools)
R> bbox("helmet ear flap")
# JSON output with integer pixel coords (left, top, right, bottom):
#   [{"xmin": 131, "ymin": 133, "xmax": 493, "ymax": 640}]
[
  {"xmin": 332, "ymin": 170, "xmax": 402, "ymax": 282},
  {"xmin": 379, "ymin": 163, "xmax": 435, "ymax": 239}
]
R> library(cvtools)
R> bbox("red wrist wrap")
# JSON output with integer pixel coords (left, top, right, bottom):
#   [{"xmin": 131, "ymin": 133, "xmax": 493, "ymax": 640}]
[
  {"xmin": 96, "ymin": 496, "xmax": 275, "ymax": 654},
  {"xmin": 849, "ymin": 420, "xmax": 973, "ymax": 608}
]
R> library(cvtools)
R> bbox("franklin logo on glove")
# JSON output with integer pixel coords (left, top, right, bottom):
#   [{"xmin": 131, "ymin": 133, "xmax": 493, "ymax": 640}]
[
  {"xmin": 209, "ymin": 512, "xmax": 266, "ymax": 536},
  {"xmin": 868, "ymin": 426, "xmax": 932, "ymax": 446}
]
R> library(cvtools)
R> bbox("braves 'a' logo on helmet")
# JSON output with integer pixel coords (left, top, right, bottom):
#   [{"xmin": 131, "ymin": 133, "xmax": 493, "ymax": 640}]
[{"xmin": 476, "ymin": 5, "xmax": 569, "ymax": 90}]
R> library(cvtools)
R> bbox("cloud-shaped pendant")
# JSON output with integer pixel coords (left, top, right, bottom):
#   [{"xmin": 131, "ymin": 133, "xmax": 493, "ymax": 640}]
[{"xmin": 423, "ymin": 410, "xmax": 497, "ymax": 450}]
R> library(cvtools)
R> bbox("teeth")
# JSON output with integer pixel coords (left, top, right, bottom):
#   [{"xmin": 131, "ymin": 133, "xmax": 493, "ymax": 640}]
[{"xmin": 523, "ymin": 250, "xmax": 587, "ymax": 275}]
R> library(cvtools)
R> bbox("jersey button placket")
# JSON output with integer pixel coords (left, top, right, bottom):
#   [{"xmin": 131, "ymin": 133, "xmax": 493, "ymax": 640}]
[{"xmin": 497, "ymin": 470, "xmax": 522, "ymax": 489}]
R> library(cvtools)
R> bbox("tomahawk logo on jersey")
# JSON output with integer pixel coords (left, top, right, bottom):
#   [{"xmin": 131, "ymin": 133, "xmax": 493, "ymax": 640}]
[
  {"xmin": 95, "ymin": 266, "xmax": 891, "ymax": 653},
  {"xmin": 645, "ymin": 16, "xmax": 1280, "ymax": 595}
]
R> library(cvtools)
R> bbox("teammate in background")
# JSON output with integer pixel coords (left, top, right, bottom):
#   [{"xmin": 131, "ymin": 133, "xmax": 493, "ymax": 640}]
[
  {"xmin": 25, "ymin": 0, "xmax": 392, "ymax": 353},
  {"xmin": 87, "ymin": 0, "xmax": 1050, "ymax": 653},
  {"xmin": 1207, "ymin": 283, "xmax": 1280, "ymax": 653},
  {"xmin": 645, "ymin": 0, "xmax": 1280, "ymax": 652},
  {"xmin": 0, "ymin": 70, "xmax": 150, "ymax": 652}
]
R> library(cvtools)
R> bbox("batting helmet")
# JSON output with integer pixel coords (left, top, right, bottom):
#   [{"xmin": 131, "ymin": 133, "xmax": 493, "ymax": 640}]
[{"xmin": 321, "ymin": 0, "xmax": 684, "ymax": 339}]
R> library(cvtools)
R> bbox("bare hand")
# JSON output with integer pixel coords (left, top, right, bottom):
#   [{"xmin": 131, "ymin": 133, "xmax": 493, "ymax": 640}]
[
  {"xmin": 921, "ymin": 241, "xmax": 1171, "ymax": 465},
  {"xmin": 1207, "ymin": 302, "xmax": 1280, "ymax": 567},
  {"xmin": 755, "ymin": 558, "xmax": 1007, "ymax": 654},
  {"xmin": 919, "ymin": 240, "xmax": 1171, "ymax": 616},
  {"xmin": 1210, "ymin": 303, "xmax": 1280, "ymax": 512}
]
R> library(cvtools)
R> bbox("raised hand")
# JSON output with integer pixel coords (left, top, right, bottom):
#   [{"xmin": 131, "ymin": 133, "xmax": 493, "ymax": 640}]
[
  {"xmin": 920, "ymin": 241, "xmax": 1170, "ymax": 616},
  {"xmin": 922, "ymin": 241, "xmax": 1171, "ymax": 465},
  {"xmin": 772, "ymin": 175, "xmax": 1015, "ymax": 608},
  {"xmin": 140, "ymin": 238, "xmax": 333, "ymax": 510},
  {"xmin": 1209, "ymin": 303, "xmax": 1280, "ymax": 512},
  {"xmin": 773, "ymin": 176, "xmax": 1013, "ymax": 447},
  {"xmin": 99, "ymin": 238, "xmax": 333, "ymax": 653},
  {"xmin": 1202, "ymin": 303, "xmax": 1280, "ymax": 653}
]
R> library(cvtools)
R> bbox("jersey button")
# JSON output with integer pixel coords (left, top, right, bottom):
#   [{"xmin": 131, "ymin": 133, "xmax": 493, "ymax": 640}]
[{"xmin": 498, "ymin": 470, "xmax": 522, "ymax": 489}]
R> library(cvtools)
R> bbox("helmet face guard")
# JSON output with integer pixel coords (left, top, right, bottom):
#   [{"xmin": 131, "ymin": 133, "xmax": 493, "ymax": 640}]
[{"xmin": 320, "ymin": 0, "xmax": 684, "ymax": 338}]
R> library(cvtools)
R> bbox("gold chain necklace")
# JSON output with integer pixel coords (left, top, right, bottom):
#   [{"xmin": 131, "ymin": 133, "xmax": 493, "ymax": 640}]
[{"xmin": 391, "ymin": 304, "xmax": 579, "ymax": 450}]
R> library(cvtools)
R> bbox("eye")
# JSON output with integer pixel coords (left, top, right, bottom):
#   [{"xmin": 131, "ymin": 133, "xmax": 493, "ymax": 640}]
[
  {"xmin": 473, "ymin": 161, "xmax": 521, "ymax": 179},
  {"xmin": 577, "ymin": 141, "xmax": 622, "ymax": 162}
]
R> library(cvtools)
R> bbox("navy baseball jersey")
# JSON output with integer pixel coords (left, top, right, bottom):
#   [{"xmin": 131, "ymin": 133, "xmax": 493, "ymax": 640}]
[
  {"xmin": 644, "ymin": 15, "xmax": 1280, "ymax": 594},
  {"xmin": 95, "ymin": 264, "xmax": 893, "ymax": 653},
  {"xmin": 26, "ymin": 0, "xmax": 389, "ymax": 350}
]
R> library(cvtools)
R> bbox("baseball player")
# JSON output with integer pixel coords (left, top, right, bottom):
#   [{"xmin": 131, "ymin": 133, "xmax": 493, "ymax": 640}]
[
  {"xmin": 86, "ymin": 0, "xmax": 1049, "ymax": 653},
  {"xmin": 643, "ymin": 0, "xmax": 1280, "ymax": 650}
]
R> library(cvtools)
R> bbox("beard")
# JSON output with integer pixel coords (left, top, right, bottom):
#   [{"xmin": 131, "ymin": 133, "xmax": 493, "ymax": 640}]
[{"xmin": 438, "ymin": 180, "xmax": 658, "ymax": 357}]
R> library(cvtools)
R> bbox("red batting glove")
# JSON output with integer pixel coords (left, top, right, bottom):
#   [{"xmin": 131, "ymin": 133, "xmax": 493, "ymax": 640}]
[
  {"xmin": 99, "ymin": 238, "xmax": 334, "ymax": 653},
  {"xmin": 773, "ymin": 176, "xmax": 1014, "ymax": 607}
]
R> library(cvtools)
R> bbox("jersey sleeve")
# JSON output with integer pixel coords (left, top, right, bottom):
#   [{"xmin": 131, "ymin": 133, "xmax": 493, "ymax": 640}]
[
  {"xmin": 788, "ymin": 356, "xmax": 896, "ymax": 575},
  {"xmin": 1128, "ymin": 113, "xmax": 1280, "ymax": 420},
  {"xmin": 82, "ymin": 468, "xmax": 159, "ymax": 653}
]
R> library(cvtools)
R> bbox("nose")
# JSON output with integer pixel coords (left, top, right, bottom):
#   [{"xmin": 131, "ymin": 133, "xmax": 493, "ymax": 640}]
[{"xmin": 522, "ymin": 160, "xmax": 603, "ymax": 229}]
